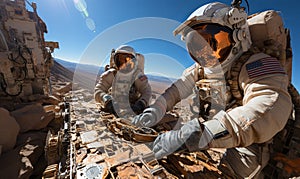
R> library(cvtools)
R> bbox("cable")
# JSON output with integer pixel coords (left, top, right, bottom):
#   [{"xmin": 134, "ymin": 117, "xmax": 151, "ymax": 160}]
[
  {"xmin": 25, "ymin": 0, "xmax": 33, "ymax": 8},
  {"xmin": 231, "ymin": 0, "xmax": 250, "ymax": 14},
  {"xmin": 231, "ymin": 0, "xmax": 242, "ymax": 8},
  {"xmin": 0, "ymin": 73, "xmax": 22, "ymax": 96},
  {"xmin": 245, "ymin": 0, "xmax": 250, "ymax": 14}
]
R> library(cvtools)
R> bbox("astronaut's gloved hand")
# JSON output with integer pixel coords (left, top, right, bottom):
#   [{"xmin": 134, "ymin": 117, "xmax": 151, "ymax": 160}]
[
  {"xmin": 102, "ymin": 94, "xmax": 112, "ymax": 104},
  {"xmin": 152, "ymin": 118, "xmax": 213, "ymax": 159},
  {"xmin": 132, "ymin": 107, "xmax": 159, "ymax": 127},
  {"xmin": 104, "ymin": 100, "xmax": 113, "ymax": 112},
  {"xmin": 102, "ymin": 94, "xmax": 118, "ymax": 116},
  {"xmin": 132, "ymin": 96, "xmax": 167, "ymax": 127},
  {"xmin": 132, "ymin": 100, "xmax": 146, "ymax": 114}
]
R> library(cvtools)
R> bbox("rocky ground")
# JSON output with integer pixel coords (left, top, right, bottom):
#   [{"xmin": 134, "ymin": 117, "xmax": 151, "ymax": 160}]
[
  {"xmin": 51, "ymin": 83, "xmax": 232, "ymax": 178},
  {"xmin": 48, "ymin": 61, "xmax": 300, "ymax": 179},
  {"xmin": 44, "ymin": 61, "xmax": 234, "ymax": 178},
  {"xmin": 1, "ymin": 60, "xmax": 298, "ymax": 178}
]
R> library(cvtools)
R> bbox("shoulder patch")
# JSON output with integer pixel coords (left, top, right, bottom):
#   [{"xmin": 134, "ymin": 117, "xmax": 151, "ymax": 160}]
[
  {"xmin": 138, "ymin": 74, "xmax": 148, "ymax": 81},
  {"xmin": 245, "ymin": 57, "xmax": 286, "ymax": 79}
]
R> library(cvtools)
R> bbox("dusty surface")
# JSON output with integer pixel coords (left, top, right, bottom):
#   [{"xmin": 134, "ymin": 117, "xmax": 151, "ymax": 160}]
[
  {"xmin": 64, "ymin": 88, "xmax": 233, "ymax": 179},
  {"xmin": 47, "ymin": 64, "xmax": 234, "ymax": 178},
  {"xmin": 1, "ymin": 60, "xmax": 299, "ymax": 178},
  {"xmin": 1, "ymin": 0, "xmax": 299, "ymax": 178}
]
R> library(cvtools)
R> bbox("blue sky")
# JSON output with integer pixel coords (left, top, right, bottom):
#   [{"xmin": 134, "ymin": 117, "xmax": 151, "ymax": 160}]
[{"xmin": 28, "ymin": 0, "xmax": 299, "ymax": 88}]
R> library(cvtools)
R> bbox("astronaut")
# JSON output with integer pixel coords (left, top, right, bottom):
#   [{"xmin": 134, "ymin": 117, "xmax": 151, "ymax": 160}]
[
  {"xmin": 132, "ymin": 2, "xmax": 292, "ymax": 178},
  {"xmin": 94, "ymin": 45, "xmax": 152, "ymax": 116}
]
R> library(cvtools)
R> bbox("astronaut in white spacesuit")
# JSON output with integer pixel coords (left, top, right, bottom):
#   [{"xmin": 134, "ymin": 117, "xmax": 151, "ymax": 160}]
[{"xmin": 132, "ymin": 2, "xmax": 292, "ymax": 178}]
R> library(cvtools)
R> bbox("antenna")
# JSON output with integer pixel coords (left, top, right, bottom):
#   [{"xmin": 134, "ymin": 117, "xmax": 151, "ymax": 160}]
[
  {"xmin": 231, "ymin": 0, "xmax": 242, "ymax": 8},
  {"xmin": 231, "ymin": 0, "xmax": 250, "ymax": 14}
]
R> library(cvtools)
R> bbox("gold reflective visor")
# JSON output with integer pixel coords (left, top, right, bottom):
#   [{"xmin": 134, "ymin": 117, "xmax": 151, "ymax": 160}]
[
  {"xmin": 114, "ymin": 53, "xmax": 135, "ymax": 69},
  {"xmin": 185, "ymin": 24, "xmax": 233, "ymax": 66}
]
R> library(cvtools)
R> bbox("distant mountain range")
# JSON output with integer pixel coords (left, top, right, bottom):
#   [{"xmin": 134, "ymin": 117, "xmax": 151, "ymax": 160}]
[
  {"xmin": 51, "ymin": 58, "xmax": 176, "ymax": 93},
  {"xmin": 54, "ymin": 58, "xmax": 105, "ymax": 75},
  {"xmin": 53, "ymin": 58, "xmax": 177, "ymax": 82}
]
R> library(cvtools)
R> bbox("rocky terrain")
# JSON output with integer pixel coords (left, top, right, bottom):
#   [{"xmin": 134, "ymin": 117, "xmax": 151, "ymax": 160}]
[
  {"xmin": 1, "ymin": 0, "xmax": 299, "ymax": 177},
  {"xmin": 1, "ymin": 58, "xmax": 297, "ymax": 178},
  {"xmin": 45, "ymin": 59, "xmax": 233, "ymax": 178},
  {"xmin": 50, "ymin": 59, "xmax": 300, "ymax": 179}
]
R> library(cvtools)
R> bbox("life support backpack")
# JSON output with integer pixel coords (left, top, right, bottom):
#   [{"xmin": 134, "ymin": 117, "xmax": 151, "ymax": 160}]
[
  {"xmin": 248, "ymin": 10, "xmax": 292, "ymax": 81},
  {"xmin": 229, "ymin": 10, "xmax": 300, "ymax": 178}
]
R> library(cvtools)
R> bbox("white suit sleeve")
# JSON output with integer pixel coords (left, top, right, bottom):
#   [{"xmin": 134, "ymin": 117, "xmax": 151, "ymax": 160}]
[
  {"xmin": 94, "ymin": 69, "xmax": 115, "ymax": 103},
  {"xmin": 206, "ymin": 53, "xmax": 292, "ymax": 148},
  {"xmin": 162, "ymin": 64, "xmax": 198, "ymax": 111}
]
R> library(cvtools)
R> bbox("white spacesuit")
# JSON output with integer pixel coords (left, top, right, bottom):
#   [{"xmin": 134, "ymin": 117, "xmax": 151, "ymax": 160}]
[
  {"xmin": 94, "ymin": 45, "xmax": 152, "ymax": 116},
  {"xmin": 132, "ymin": 2, "xmax": 292, "ymax": 178}
]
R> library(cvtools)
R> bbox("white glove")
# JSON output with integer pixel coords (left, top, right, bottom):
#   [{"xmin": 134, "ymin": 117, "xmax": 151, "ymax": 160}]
[
  {"xmin": 132, "ymin": 96, "xmax": 167, "ymax": 127},
  {"xmin": 152, "ymin": 118, "xmax": 213, "ymax": 159},
  {"xmin": 131, "ymin": 107, "xmax": 159, "ymax": 127}
]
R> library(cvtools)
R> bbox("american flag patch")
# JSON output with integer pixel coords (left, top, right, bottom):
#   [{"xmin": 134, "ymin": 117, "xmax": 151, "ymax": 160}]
[
  {"xmin": 246, "ymin": 57, "xmax": 286, "ymax": 79},
  {"xmin": 138, "ymin": 74, "xmax": 148, "ymax": 81}
]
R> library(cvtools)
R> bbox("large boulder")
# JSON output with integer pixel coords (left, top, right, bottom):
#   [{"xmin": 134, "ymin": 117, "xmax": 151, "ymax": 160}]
[
  {"xmin": 0, "ymin": 108, "xmax": 20, "ymax": 154},
  {"xmin": 11, "ymin": 104, "xmax": 54, "ymax": 133}
]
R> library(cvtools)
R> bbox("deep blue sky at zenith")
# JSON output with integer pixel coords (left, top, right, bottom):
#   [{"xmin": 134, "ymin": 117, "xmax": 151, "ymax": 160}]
[{"xmin": 28, "ymin": 0, "xmax": 299, "ymax": 88}]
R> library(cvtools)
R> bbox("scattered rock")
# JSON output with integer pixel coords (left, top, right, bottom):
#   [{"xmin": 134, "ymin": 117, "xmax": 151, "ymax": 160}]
[{"xmin": 0, "ymin": 108, "xmax": 20, "ymax": 153}]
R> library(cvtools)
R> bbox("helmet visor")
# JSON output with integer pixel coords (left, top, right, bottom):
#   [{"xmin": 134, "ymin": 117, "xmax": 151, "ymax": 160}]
[
  {"xmin": 114, "ymin": 53, "xmax": 136, "ymax": 72},
  {"xmin": 185, "ymin": 24, "xmax": 233, "ymax": 67}
]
